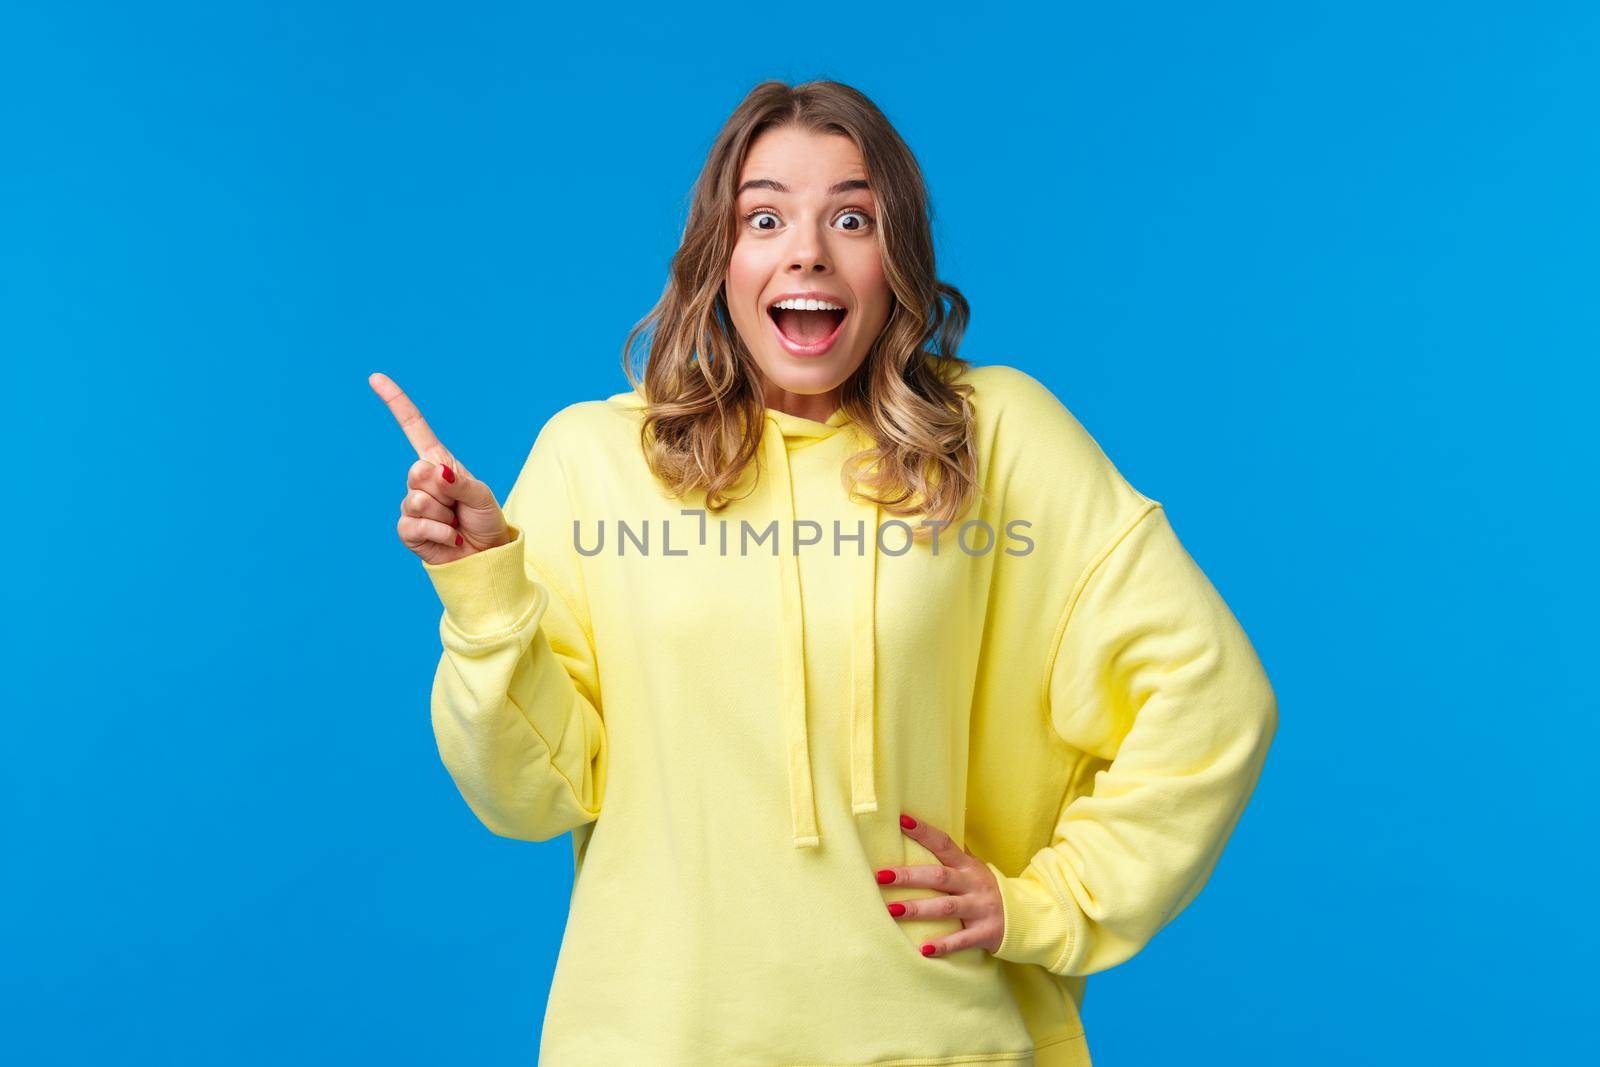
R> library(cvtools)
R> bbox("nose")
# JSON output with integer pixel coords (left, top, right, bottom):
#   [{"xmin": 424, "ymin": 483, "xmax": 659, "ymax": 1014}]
[{"xmin": 785, "ymin": 225, "xmax": 832, "ymax": 275}]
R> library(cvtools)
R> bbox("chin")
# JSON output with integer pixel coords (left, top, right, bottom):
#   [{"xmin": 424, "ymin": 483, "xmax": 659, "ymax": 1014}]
[{"xmin": 760, "ymin": 347, "xmax": 865, "ymax": 392}]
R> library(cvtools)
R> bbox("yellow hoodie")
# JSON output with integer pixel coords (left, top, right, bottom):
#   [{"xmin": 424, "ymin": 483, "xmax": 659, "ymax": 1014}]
[{"xmin": 420, "ymin": 363, "xmax": 1277, "ymax": 1066}]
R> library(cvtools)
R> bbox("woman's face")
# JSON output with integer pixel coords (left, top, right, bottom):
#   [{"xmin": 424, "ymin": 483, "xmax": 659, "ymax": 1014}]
[{"xmin": 726, "ymin": 126, "xmax": 892, "ymax": 420}]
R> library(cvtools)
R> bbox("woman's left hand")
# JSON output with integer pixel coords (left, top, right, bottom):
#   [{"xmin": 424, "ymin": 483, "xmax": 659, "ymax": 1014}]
[{"xmin": 878, "ymin": 813, "xmax": 1005, "ymax": 958}]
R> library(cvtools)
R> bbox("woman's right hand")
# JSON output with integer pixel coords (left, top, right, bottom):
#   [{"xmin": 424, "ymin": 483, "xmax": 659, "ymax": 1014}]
[{"xmin": 369, "ymin": 371, "xmax": 514, "ymax": 565}]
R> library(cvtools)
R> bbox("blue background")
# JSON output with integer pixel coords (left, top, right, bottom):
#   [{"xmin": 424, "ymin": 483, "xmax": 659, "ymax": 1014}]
[{"xmin": 5, "ymin": 2, "xmax": 1595, "ymax": 1063}]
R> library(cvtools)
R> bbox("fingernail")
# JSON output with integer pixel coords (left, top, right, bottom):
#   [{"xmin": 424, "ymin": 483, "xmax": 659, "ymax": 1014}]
[
  {"xmin": 900, "ymin": 814, "xmax": 917, "ymax": 830},
  {"xmin": 921, "ymin": 943, "xmax": 937, "ymax": 957},
  {"xmin": 875, "ymin": 869, "xmax": 895, "ymax": 885},
  {"xmin": 455, "ymin": 533, "xmax": 464, "ymax": 546},
  {"xmin": 451, "ymin": 515, "xmax": 458, "ymax": 527},
  {"xmin": 441, "ymin": 464, "xmax": 455, "ymax": 483},
  {"xmin": 887, "ymin": 902, "xmax": 906, "ymax": 917}
]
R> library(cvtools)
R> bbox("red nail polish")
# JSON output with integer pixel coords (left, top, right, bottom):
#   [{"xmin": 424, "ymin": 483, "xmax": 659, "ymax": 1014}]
[
  {"xmin": 455, "ymin": 533, "xmax": 464, "ymax": 546},
  {"xmin": 441, "ymin": 464, "xmax": 455, "ymax": 483},
  {"xmin": 888, "ymin": 902, "xmax": 906, "ymax": 917},
  {"xmin": 876, "ymin": 869, "xmax": 895, "ymax": 885},
  {"xmin": 900, "ymin": 815, "xmax": 917, "ymax": 830},
  {"xmin": 921, "ymin": 943, "xmax": 936, "ymax": 957}
]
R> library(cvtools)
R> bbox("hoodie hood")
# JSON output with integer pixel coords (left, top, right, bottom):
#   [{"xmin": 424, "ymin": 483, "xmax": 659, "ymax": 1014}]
[{"xmin": 606, "ymin": 387, "xmax": 879, "ymax": 849}]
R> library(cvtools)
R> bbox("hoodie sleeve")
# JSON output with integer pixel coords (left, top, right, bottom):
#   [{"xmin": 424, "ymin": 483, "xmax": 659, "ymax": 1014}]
[
  {"xmin": 419, "ymin": 411, "xmax": 607, "ymax": 842},
  {"xmin": 983, "ymin": 500, "xmax": 1277, "ymax": 976}
]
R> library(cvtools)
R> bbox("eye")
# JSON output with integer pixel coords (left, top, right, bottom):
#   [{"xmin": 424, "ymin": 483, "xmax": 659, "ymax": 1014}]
[
  {"xmin": 837, "ymin": 209, "xmax": 874, "ymax": 232},
  {"xmin": 741, "ymin": 208, "xmax": 876, "ymax": 233}
]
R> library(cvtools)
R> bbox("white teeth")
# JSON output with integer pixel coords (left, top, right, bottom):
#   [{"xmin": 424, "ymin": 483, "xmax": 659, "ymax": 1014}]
[{"xmin": 771, "ymin": 297, "xmax": 845, "ymax": 312}]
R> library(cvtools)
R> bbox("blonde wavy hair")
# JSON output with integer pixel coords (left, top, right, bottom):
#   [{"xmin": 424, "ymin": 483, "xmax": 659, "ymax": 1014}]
[{"xmin": 620, "ymin": 79, "xmax": 982, "ymax": 535}]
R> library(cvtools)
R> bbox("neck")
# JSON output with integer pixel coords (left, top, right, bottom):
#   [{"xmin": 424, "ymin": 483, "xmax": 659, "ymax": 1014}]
[{"xmin": 762, "ymin": 384, "xmax": 840, "ymax": 424}]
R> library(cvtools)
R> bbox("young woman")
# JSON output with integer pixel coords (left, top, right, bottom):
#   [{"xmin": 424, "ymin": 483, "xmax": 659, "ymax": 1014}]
[{"xmin": 371, "ymin": 79, "xmax": 1276, "ymax": 1067}]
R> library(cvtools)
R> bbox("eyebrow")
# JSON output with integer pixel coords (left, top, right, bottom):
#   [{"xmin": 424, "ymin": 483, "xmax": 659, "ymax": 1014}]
[{"xmin": 736, "ymin": 178, "xmax": 871, "ymax": 197}]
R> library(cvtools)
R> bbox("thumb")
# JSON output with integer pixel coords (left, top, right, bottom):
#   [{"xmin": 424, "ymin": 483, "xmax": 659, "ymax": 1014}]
[{"xmin": 438, "ymin": 455, "xmax": 501, "ymax": 514}]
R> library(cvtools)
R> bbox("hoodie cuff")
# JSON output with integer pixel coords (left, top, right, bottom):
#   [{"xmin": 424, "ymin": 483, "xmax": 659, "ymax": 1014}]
[
  {"xmin": 420, "ymin": 525, "xmax": 540, "ymax": 636},
  {"xmin": 985, "ymin": 860, "xmax": 1077, "ymax": 974}
]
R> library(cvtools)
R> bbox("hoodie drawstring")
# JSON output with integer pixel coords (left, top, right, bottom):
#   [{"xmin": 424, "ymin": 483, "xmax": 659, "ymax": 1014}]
[
  {"xmin": 849, "ymin": 472, "xmax": 879, "ymax": 821},
  {"xmin": 761, "ymin": 416, "xmax": 879, "ymax": 850}
]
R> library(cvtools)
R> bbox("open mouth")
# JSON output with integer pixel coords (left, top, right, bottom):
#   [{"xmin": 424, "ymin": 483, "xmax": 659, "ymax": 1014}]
[{"xmin": 766, "ymin": 303, "xmax": 849, "ymax": 355}]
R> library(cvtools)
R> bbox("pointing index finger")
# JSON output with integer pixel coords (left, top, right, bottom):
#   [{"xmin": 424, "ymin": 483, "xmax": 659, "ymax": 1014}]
[{"xmin": 369, "ymin": 372, "xmax": 448, "ymax": 462}]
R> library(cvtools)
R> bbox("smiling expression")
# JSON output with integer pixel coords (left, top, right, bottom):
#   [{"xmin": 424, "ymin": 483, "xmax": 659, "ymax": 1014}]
[{"xmin": 725, "ymin": 126, "xmax": 893, "ymax": 421}]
